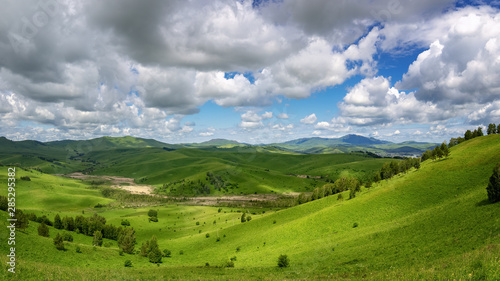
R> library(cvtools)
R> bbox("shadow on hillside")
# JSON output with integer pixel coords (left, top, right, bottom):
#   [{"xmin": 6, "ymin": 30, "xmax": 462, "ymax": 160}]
[{"xmin": 475, "ymin": 199, "xmax": 492, "ymax": 207}]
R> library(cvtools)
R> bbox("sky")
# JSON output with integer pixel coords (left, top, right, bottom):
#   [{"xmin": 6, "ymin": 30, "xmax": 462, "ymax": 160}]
[{"xmin": 1, "ymin": 0, "xmax": 500, "ymax": 144}]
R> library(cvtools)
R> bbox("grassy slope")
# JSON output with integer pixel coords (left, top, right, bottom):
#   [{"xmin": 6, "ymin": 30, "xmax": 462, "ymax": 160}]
[
  {"xmin": 0, "ymin": 168, "xmax": 113, "ymax": 211},
  {"xmin": 1, "ymin": 135, "xmax": 499, "ymax": 280}
]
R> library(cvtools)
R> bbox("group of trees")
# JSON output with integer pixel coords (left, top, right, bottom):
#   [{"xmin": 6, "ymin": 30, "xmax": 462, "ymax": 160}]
[
  {"xmin": 421, "ymin": 143, "xmax": 449, "ymax": 162},
  {"xmin": 297, "ymin": 176, "xmax": 361, "ymax": 205},
  {"xmin": 29, "ymin": 212, "xmax": 136, "ymax": 253},
  {"xmin": 448, "ymin": 126, "xmax": 490, "ymax": 148},
  {"xmin": 140, "ymin": 235, "xmax": 170, "ymax": 263}
]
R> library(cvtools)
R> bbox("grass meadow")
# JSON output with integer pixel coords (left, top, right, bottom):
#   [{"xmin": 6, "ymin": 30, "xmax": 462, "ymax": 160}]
[{"xmin": 0, "ymin": 135, "xmax": 499, "ymax": 280}]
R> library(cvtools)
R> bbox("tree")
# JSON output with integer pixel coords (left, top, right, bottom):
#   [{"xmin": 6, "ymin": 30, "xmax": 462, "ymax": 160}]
[
  {"xmin": 487, "ymin": 123, "xmax": 496, "ymax": 135},
  {"xmin": 464, "ymin": 130, "xmax": 473, "ymax": 140},
  {"xmin": 140, "ymin": 241, "xmax": 150, "ymax": 257},
  {"xmin": 93, "ymin": 230, "xmax": 103, "ymax": 246},
  {"xmin": 241, "ymin": 213, "xmax": 246, "ymax": 223},
  {"xmin": 477, "ymin": 127, "xmax": 484, "ymax": 137},
  {"xmin": 54, "ymin": 233, "xmax": 65, "ymax": 250},
  {"xmin": 54, "ymin": 214, "xmax": 63, "ymax": 229},
  {"xmin": 62, "ymin": 216, "xmax": 75, "ymax": 231},
  {"xmin": 277, "ymin": 254, "xmax": 290, "ymax": 268},
  {"xmin": 148, "ymin": 209, "xmax": 158, "ymax": 218},
  {"xmin": 118, "ymin": 227, "xmax": 136, "ymax": 254},
  {"xmin": 38, "ymin": 223, "xmax": 50, "ymax": 237},
  {"xmin": 148, "ymin": 236, "xmax": 162, "ymax": 264},
  {"xmin": 440, "ymin": 142, "xmax": 449, "ymax": 158},
  {"xmin": 0, "ymin": 195, "xmax": 8, "ymax": 211},
  {"xmin": 487, "ymin": 163, "xmax": 500, "ymax": 203},
  {"xmin": 497, "ymin": 124, "xmax": 500, "ymax": 134},
  {"xmin": 14, "ymin": 209, "xmax": 29, "ymax": 231}
]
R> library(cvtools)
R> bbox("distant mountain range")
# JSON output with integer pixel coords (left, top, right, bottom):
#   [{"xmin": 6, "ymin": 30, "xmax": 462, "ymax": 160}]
[{"xmin": 0, "ymin": 134, "xmax": 438, "ymax": 158}]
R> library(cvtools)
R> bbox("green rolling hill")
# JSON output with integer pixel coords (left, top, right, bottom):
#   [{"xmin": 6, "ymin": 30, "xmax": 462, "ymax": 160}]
[{"xmin": 0, "ymin": 134, "xmax": 498, "ymax": 280}]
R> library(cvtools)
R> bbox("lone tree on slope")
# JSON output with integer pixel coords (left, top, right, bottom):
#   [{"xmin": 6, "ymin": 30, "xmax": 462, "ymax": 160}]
[{"xmin": 487, "ymin": 163, "xmax": 500, "ymax": 203}]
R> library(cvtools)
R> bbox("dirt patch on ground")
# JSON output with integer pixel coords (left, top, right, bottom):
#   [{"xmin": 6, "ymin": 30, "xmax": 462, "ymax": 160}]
[
  {"xmin": 60, "ymin": 173, "xmax": 297, "ymax": 206},
  {"xmin": 63, "ymin": 173, "xmax": 154, "ymax": 195}
]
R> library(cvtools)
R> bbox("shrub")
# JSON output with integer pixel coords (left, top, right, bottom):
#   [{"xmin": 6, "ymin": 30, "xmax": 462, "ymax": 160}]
[
  {"xmin": 246, "ymin": 215, "xmax": 252, "ymax": 222},
  {"xmin": 121, "ymin": 219, "xmax": 130, "ymax": 226},
  {"xmin": 206, "ymin": 233, "xmax": 210, "ymax": 238},
  {"xmin": 277, "ymin": 254, "xmax": 289, "ymax": 268},
  {"xmin": 149, "ymin": 216, "xmax": 158, "ymax": 222},
  {"xmin": 38, "ymin": 223, "xmax": 49, "ymax": 237},
  {"xmin": 273, "ymin": 220, "xmax": 276, "ymax": 224},
  {"xmin": 62, "ymin": 232, "xmax": 73, "ymax": 242},
  {"xmin": 236, "ymin": 246, "xmax": 241, "ymax": 252},
  {"xmin": 337, "ymin": 193, "xmax": 343, "ymax": 200},
  {"xmin": 225, "ymin": 261, "xmax": 235, "ymax": 268},
  {"xmin": 179, "ymin": 250, "xmax": 184, "ymax": 255},
  {"xmin": 487, "ymin": 163, "xmax": 500, "ymax": 203},
  {"xmin": 53, "ymin": 233, "xmax": 65, "ymax": 250},
  {"xmin": 148, "ymin": 209, "xmax": 158, "ymax": 218},
  {"xmin": 353, "ymin": 222, "xmax": 359, "ymax": 228},
  {"xmin": 124, "ymin": 260, "xmax": 133, "ymax": 267},
  {"xmin": 241, "ymin": 213, "xmax": 246, "ymax": 223},
  {"xmin": 216, "ymin": 237, "xmax": 220, "ymax": 242},
  {"xmin": 119, "ymin": 249, "xmax": 124, "ymax": 256},
  {"xmin": 20, "ymin": 176, "xmax": 31, "ymax": 181},
  {"xmin": 230, "ymin": 256, "xmax": 237, "ymax": 261},
  {"xmin": 104, "ymin": 242, "xmax": 112, "ymax": 248},
  {"xmin": 163, "ymin": 249, "xmax": 171, "ymax": 257},
  {"xmin": 76, "ymin": 246, "xmax": 82, "ymax": 253}
]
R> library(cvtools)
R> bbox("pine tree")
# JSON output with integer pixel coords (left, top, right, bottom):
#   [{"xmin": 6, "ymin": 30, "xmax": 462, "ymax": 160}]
[
  {"xmin": 148, "ymin": 236, "xmax": 162, "ymax": 263},
  {"xmin": 118, "ymin": 227, "xmax": 136, "ymax": 254},
  {"xmin": 54, "ymin": 214, "xmax": 63, "ymax": 229},
  {"xmin": 38, "ymin": 223, "xmax": 50, "ymax": 237},
  {"xmin": 487, "ymin": 163, "xmax": 500, "ymax": 203},
  {"xmin": 93, "ymin": 230, "xmax": 103, "ymax": 247}
]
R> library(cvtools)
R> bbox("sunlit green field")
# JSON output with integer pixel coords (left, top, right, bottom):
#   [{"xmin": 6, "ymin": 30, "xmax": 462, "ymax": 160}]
[{"xmin": 0, "ymin": 134, "xmax": 499, "ymax": 280}]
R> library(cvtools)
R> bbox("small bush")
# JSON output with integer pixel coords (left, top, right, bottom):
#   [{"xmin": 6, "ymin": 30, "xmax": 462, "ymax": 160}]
[
  {"xmin": 20, "ymin": 176, "xmax": 31, "ymax": 181},
  {"xmin": 196, "ymin": 221, "xmax": 200, "ymax": 225},
  {"xmin": 225, "ymin": 260, "xmax": 235, "ymax": 268},
  {"xmin": 236, "ymin": 246, "xmax": 241, "ymax": 252},
  {"xmin": 246, "ymin": 215, "xmax": 252, "ymax": 222},
  {"xmin": 353, "ymin": 222, "xmax": 359, "ymax": 228},
  {"xmin": 38, "ymin": 223, "xmax": 49, "ymax": 237},
  {"xmin": 104, "ymin": 242, "xmax": 112, "ymax": 248},
  {"xmin": 124, "ymin": 260, "xmax": 133, "ymax": 267},
  {"xmin": 62, "ymin": 232, "xmax": 73, "ymax": 242},
  {"xmin": 216, "ymin": 237, "xmax": 220, "ymax": 242},
  {"xmin": 179, "ymin": 250, "xmax": 184, "ymax": 255},
  {"xmin": 148, "ymin": 209, "xmax": 158, "ymax": 217},
  {"xmin": 273, "ymin": 220, "xmax": 277, "ymax": 224},
  {"xmin": 121, "ymin": 219, "xmax": 130, "ymax": 226},
  {"xmin": 53, "ymin": 233, "xmax": 65, "ymax": 251},
  {"xmin": 163, "ymin": 249, "xmax": 171, "ymax": 257},
  {"xmin": 119, "ymin": 249, "xmax": 124, "ymax": 256},
  {"xmin": 277, "ymin": 254, "xmax": 289, "ymax": 268},
  {"xmin": 76, "ymin": 246, "xmax": 82, "ymax": 253},
  {"xmin": 206, "ymin": 233, "xmax": 210, "ymax": 238},
  {"xmin": 230, "ymin": 256, "xmax": 237, "ymax": 261},
  {"xmin": 149, "ymin": 216, "xmax": 158, "ymax": 222}
]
